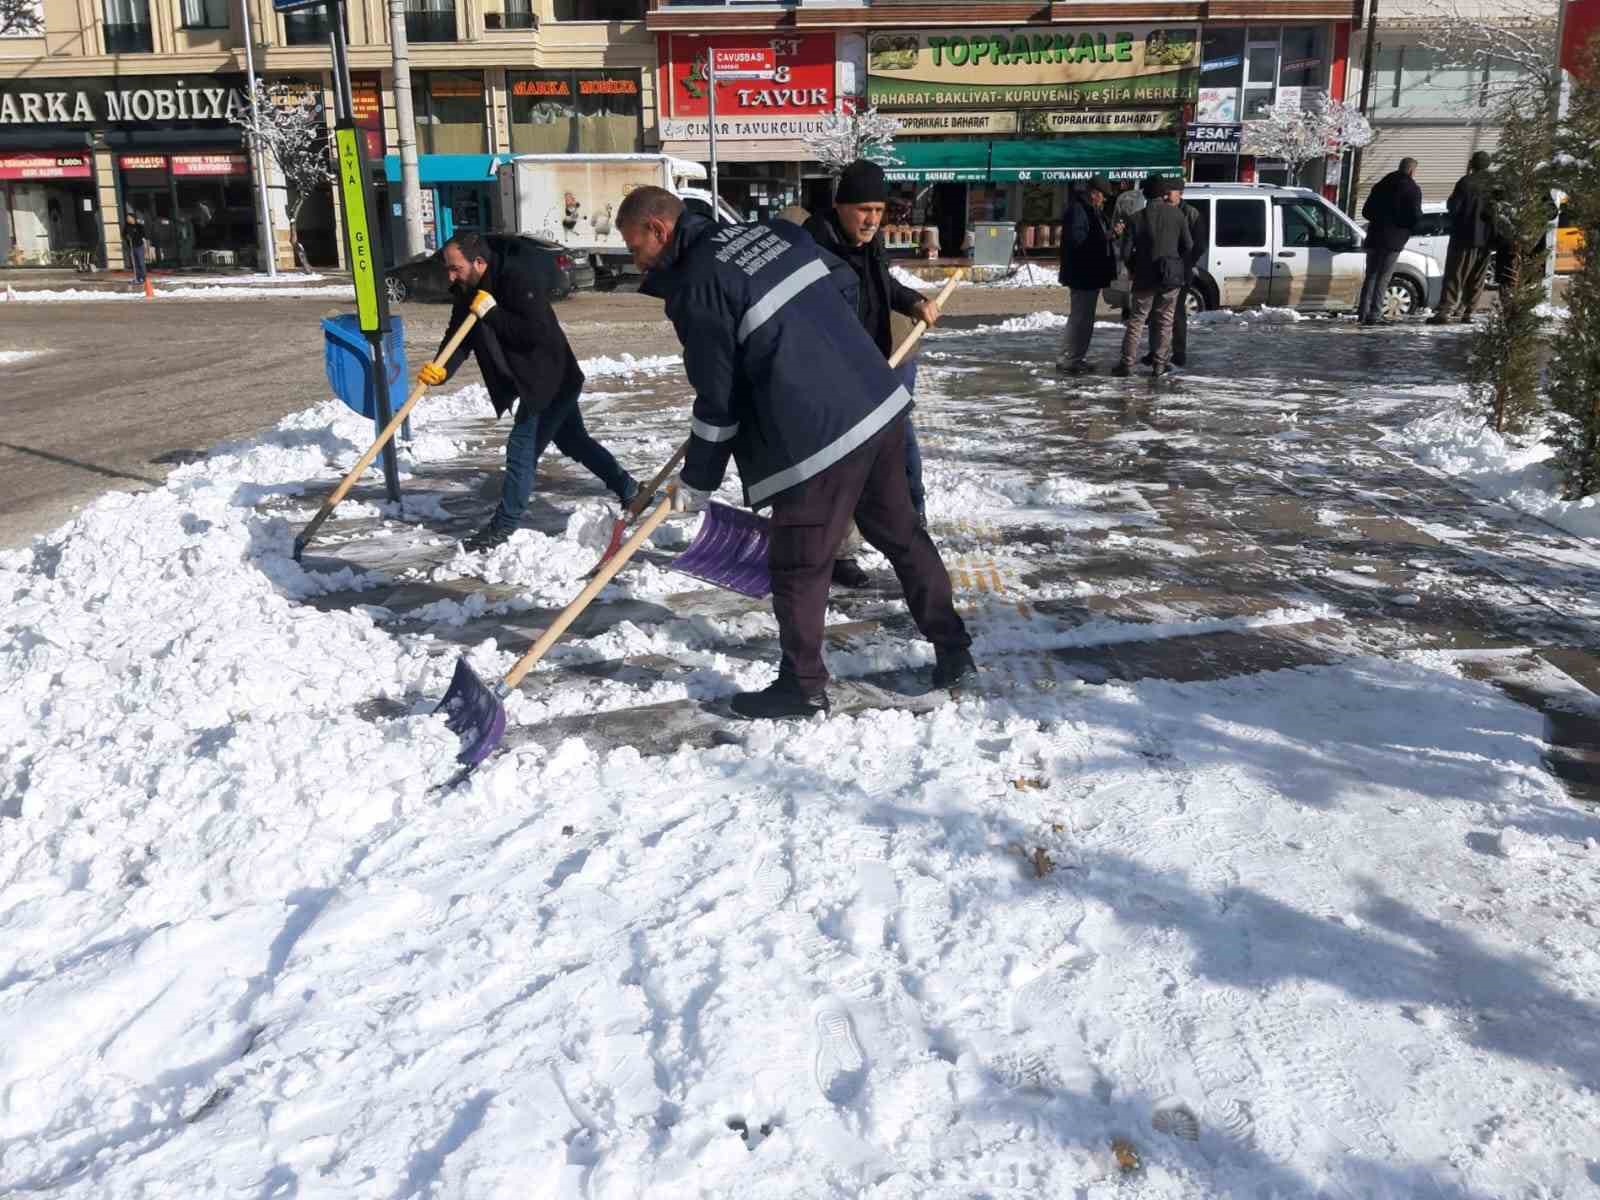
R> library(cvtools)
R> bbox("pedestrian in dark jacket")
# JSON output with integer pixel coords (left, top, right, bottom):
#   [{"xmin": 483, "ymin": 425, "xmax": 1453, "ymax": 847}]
[
  {"xmin": 1055, "ymin": 176, "xmax": 1117, "ymax": 375},
  {"xmin": 1116, "ymin": 178, "xmax": 1192, "ymax": 376},
  {"xmin": 1430, "ymin": 151, "xmax": 1497, "ymax": 324},
  {"xmin": 618, "ymin": 186, "xmax": 974, "ymax": 720},
  {"xmin": 1358, "ymin": 158, "xmax": 1423, "ymax": 324},
  {"xmin": 802, "ymin": 159, "xmax": 941, "ymax": 582},
  {"xmin": 423, "ymin": 232, "xmax": 638, "ymax": 552},
  {"xmin": 1139, "ymin": 180, "xmax": 1207, "ymax": 368},
  {"xmin": 123, "ymin": 210, "xmax": 147, "ymax": 284}
]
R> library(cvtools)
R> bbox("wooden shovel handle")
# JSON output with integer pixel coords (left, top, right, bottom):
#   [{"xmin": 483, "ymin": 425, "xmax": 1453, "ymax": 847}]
[
  {"xmin": 887, "ymin": 275, "xmax": 960, "ymax": 369},
  {"xmin": 626, "ymin": 439, "xmax": 690, "ymax": 519},
  {"xmin": 502, "ymin": 493, "xmax": 675, "ymax": 691},
  {"xmin": 295, "ymin": 308, "xmax": 481, "ymax": 551}
]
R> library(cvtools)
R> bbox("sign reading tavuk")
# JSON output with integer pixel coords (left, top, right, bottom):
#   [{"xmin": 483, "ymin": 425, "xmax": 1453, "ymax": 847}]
[
  {"xmin": 868, "ymin": 27, "xmax": 1199, "ymax": 108},
  {"xmin": 657, "ymin": 32, "xmax": 835, "ymax": 141}
]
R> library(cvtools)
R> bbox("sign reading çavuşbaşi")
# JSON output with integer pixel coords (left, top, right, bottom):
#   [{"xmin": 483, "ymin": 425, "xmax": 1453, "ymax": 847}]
[
  {"xmin": 658, "ymin": 33, "xmax": 835, "ymax": 119},
  {"xmin": 868, "ymin": 27, "xmax": 1199, "ymax": 108}
]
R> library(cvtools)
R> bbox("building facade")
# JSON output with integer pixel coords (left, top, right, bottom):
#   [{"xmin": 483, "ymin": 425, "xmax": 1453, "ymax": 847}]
[{"xmin": 0, "ymin": 0, "xmax": 656, "ymax": 269}]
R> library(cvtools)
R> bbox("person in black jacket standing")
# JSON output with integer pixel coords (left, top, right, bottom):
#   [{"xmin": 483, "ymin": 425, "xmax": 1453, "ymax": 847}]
[
  {"xmin": 1429, "ymin": 151, "xmax": 1497, "ymax": 324},
  {"xmin": 1055, "ymin": 176, "xmax": 1118, "ymax": 375},
  {"xmin": 802, "ymin": 159, "xmax": 942, "ymax": 584},
  {"xmin": 618, "ymin": 186, "xmax": 974, "ymax": 720},
  {"xmin": 1358, "ymin": 157, "xmax": 1423, "ymax": 325},
  {"xmin": 420, "ymin": 232, "xmax": 639, "ymax": 552},
  {"xmin": 1115, "ymin": 178, "xmax": 1192, "ymax": 377}
]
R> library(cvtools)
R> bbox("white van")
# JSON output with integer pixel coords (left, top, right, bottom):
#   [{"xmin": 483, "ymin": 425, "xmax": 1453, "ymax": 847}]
[{"xmin": 1106, "ymin": 183, "xmax": 1442, "ymax": 318}]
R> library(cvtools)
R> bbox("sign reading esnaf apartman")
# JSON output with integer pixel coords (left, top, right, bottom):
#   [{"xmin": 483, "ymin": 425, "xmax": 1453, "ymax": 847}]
[
  {"xmin": 868, "ymin": 27, "xmax": 1198, "ymax": 108},
  {"xmin": 0, "ymin": 75, "xmax": 247, "ymax": 126}
]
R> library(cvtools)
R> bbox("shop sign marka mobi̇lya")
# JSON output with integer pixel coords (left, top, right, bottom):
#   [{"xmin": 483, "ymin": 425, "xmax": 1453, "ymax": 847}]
[
  {"xmin": 867, "ymin": 26, "xmax": 1198, "ymax": 108},
  {"xmin": 0, "ymin": 75, "xmax": 247, "ymax": 126}
]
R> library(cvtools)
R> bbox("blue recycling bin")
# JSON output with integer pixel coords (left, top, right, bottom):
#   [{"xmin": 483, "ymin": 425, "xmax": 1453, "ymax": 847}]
[{"xmin": 322, "ymin": 314, "xmax": 408, "ymax": 423}]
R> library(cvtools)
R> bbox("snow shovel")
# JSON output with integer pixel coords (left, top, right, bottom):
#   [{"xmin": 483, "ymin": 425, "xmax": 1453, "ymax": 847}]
[
  {"xmin": 435, "ymin": 492, "xmax": 674, "ymax": 767},
  {"xmin": 585, "ymin": 438, "xmax": 689, "ymax": 576},
  {"xmin": 664, "ymin": 274, "xmax": 959, "ymax": 599},
  {"xmin": 292, "ymin": 302, "xmax": 489, "ymax": 561}
]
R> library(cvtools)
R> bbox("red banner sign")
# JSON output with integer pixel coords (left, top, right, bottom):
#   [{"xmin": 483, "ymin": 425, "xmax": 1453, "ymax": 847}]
[
  {"xmin": 171, "ymin": 152, "xmax": 250, "ymax": 177},
  {"xmin": 118, "ymin": 153, "xmax": 167, "ymax": 171},
  {"xmin": 659, "ymin": 33, "xmax": 835, "ymax": 119},
  {"xmin": 0, "ymin": 152, "xmax": 93, "ymax": 181},
  {"xmin": 1562, "ymin": 0, "xmax": 1600, "ymax": 77}
]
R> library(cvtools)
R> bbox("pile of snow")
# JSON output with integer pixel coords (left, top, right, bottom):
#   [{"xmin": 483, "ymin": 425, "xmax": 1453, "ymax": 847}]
[
  {"xmin": 1192, "ymin": 306, "xmax": 1304, "ymax": 327},
  {"xmin": 0, "ymin": 350, "xmax": 40, "ymax": 364},
  {"xmin": 1384, "ymin": 399, "xmax": 1600, "ymax": 540},
  {"xmin": 975, "ymin": 262, "xmax": 1060, "ymax": 288},
  {"xmin": 3, "ymin": 349, "xmax": 1600, "ymax": 1198},
  {"xmin": 1534, "ymin": 302, "xmax": 1570, "ymax": 321},
  {"xmin": 891, "ymin": 266, "xmax": 956, "ymax": 292},
  {"xmin": 932, "ymin": 311, "xmax": 1071, "ymax": 339},
  {"xmin": 6, "ymin": 284, "xmax": 355, "ymax": 303}
]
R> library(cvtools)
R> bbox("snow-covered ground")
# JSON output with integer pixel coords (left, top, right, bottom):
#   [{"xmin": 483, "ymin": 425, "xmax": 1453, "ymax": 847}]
[
  {"xmin": 3, "ymin": 332, "xmax": 1599, "ymax": 1198},
  {"xmin": 0, "ymin": 349, "xmax": 41, "ymax": 364},
  {"xmin": 3, "ymin": 283, "xmax": 355, "ymax": 303},
  {"xmin": 1386, "ymin": 400, "xmax": 1600, "ymax": 540}
]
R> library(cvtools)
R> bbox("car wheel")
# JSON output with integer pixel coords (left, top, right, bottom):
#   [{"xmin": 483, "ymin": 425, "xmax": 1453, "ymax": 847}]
[
  {"xmin": 386, "ymin": 276, "xmax": 408, "ymax": 304},
  {"xmin": 1382, "ymin": 275, "xmax": 1422, "ymax": 319}
]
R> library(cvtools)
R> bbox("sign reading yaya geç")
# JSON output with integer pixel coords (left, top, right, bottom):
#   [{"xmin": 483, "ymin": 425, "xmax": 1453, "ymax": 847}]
[{"xmin": 868, "ymin": 27, "xmax": 1198, "ymax": 108}]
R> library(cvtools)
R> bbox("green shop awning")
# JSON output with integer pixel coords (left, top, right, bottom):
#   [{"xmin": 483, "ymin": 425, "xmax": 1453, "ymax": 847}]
[{"xmin": 883, "ymin": 135, "xmax": 1180, "ymax": 184}]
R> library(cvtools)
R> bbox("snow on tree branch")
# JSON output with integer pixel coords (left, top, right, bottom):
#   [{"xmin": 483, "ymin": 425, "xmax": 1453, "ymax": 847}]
[
  {"xmin": 1243, "ymin": 95, "xmax": 1373, "ymax": 171},
  {"xmin": 1410, "ymin": 0, "xmax": 1559, "ymax": 97},
  {"xmin": 804, "ymin": 107, "xmax": 903, "ymax": 176},
  {"xmin": 229, "ymin": 82, "xmax": 335, "ymax": 267},
  {"xmin": 0, "ymin": 0, "xmax": 44, "ymax": 38}
]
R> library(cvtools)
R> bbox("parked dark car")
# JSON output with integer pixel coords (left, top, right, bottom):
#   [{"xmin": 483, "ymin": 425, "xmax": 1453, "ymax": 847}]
[{"xmin": 383, "ymin": 235, "xmax": 594, "ymax": 303}]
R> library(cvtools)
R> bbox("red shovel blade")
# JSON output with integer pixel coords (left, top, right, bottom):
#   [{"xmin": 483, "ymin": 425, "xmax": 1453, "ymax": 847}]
[{"xmin": 585, "ymin": 512, "xmax": 631, "ymax": 578}]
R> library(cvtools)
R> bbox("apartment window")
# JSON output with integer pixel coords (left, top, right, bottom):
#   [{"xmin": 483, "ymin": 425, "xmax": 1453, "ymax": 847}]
[
  {"xmin": 508, "ymin": 70, "xmax": 642, "ymax": 153},
  {"xmin": 413, "ymin": 71, "xmax": 486, "ymax": 154},
  {"xmin": 103, "ymin": 0, "xmax": 154, "ymax": 52},
  {"xmin": 492, "ymin": 0, "xmax": 535, "ymax": 28},
  {"xmin": 1278, "ymin": 26, "xmax": 1329, "ymax": 89},
  {"xmin": 553, "ymin": 0, "xmax": 644, "ymax": 17},
  {"xmin": 1198, "ymin": 27, "xmax": 1244, "ymax": 123},
  {"xmin": 405, "ymin": 0, "xmax": 457, "ymax": 42},
  {"xmin": 180, "ymin": 0, "xmax": 228, "ymax": 29},
  {"xmin": 283, "ymin": 4, "xmax": 343, "ymax": 44}
]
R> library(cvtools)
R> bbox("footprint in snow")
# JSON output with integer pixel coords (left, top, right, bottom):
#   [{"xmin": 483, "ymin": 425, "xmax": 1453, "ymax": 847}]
[
  {"xmin": 1152, "ymin": 1101, "xmax": 1202, "ymax": 1142},
  {"xmin": 748, "ymin": 843, "xmax": 792, "ymax": 912},
  {"xmin": 813, "ymin": 999, "xmax": 867, "ymax": 1105}
]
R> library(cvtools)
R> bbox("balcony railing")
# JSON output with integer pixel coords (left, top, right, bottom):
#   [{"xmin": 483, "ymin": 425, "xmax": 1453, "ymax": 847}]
[
  {"xmin": 501, "ymin": 7, "xmax": 536, "ymax": 26},
  {"xmin": 283, "ymin": 7, "xmax": 336, "ymax": 44},
  {"xmin": 404, "ymin": 9, "xmax": 458, "ymax": 41},
  {"xmin": 103, "ymin": 22, "xmax": 155, "ymax": 52}
]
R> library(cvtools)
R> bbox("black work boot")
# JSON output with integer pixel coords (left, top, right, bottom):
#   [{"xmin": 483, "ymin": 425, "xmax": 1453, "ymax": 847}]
[
  {"xmin": 1110, "ymin": 363, "xmax": 1132, "ymax": 378},
  {"xmin": 463, "ymin": 524, "xmax": 515, "ymax": 553},
  {"xmin": 931, "ymin": 646, "xmax": 978, "ymax": 690},
  {"xmin": 730, "ymin": 676, "xmax": 831, "ymax": 720},
  {"xmin": 831, "ymin": 557, "xmax": 871, "ymax": 589}
]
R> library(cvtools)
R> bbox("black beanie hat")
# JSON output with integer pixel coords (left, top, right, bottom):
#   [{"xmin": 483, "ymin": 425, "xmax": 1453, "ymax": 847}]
[
  {"xmin": 1142, "ymin": 171, "xmax": 1166, "ymax": 199},
  {"xmin": 835, "ymin": 159, "xmax": 889, "ymax": 205},
  {"xmin": 1087, "ymin": 175, "xmax": 1113, "ymax": 197},
  {"xmin": 1469, "ymin": 150, "xmax": 1491, "ymax": 171}
]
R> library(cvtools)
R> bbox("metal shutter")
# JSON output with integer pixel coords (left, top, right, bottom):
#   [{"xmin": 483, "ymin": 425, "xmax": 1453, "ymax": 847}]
[{"xmin": 1362, "ymin": 123, "xmax": 1503, "ymax": 203}]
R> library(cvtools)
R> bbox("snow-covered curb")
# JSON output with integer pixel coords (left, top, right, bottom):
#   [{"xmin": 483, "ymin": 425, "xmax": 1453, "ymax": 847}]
[
  {"xmin": 3, "ymin": 284, "xmax": 356, "ymax": 303},
  {"xmin": 1384, "ymin": 398, "xmax": 1600, "ymax": 540}
]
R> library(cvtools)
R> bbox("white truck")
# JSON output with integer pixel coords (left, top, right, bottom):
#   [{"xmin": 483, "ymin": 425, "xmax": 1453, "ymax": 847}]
[{"xmin": 495, "ymin": 153, "xmax": 743, "ymax": 280}]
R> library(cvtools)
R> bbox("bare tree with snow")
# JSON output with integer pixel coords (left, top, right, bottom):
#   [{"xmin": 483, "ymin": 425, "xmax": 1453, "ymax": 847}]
[
  {"xmin": 0, "ymin": 0, "xmax": 43, "ymax": 37},
  {"xmin": 1244, "ymin": 95, "xmax": 1374, "ymax": 177},
  {"xmin": 1410, "ymin": 0, "xmax": 1559, "ymax": 98},
  {"xmin": 804, "ymin": 107, "xmax": 903, "ymax": 176},
  {"xmin": 230, "ymin": 82, "xmax": 334, "ymax": 271}
]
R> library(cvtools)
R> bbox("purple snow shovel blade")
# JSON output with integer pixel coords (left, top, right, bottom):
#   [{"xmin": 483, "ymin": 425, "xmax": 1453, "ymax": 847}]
[
  {"xmin": 673, "ymin": 502, "xmax": 772, "ymax": 598},
  {"xmin": 434, "ymin": 657, "xmax": 507, "ymax": 767}
]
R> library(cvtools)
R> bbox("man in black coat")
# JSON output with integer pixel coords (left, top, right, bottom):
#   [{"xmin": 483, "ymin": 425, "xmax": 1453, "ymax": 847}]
[
  {"xmin": 618, "ymin": 186, "xmax": 974, "ymax": 720},
  {"xmin": 802, "ymin": 159, "xmax": 941, "ymax": 584},
  {"xmin": 1055, "ymin": 176, "xmax": 1118, "ymax": 375},
  {"xmin": 1358, "ymin": 157, "xmax": 1423, "ymax": 325},
  {"xmin": 1115, "ymin": 178, "xmax": 1192, "ymax": 377},
  {"xmin": 421, "ymin": 232, "xmax": 638, "ymax": 552},
  {"xmin": 1139, "ymin": 178, "xmax": 1207, "ymax": 368},
  {"xmin": 1429, "ymin": 151, "xmax": 1497, "ymax": 324}
]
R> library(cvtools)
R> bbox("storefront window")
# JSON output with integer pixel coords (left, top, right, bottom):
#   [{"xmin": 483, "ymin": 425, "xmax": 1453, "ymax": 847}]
[
  {"xmin": 1198, "ymin": 27, "xmax": 1244, "ymax": 123},
  {"xmin": 1278, "ymin": 26, "xmax": 1329, "ymax": 89},
  {"xmin": 508, "ymin": 70, "xmax": 641, "ymax": 154},
  {"xmin": 1373, "ymin": 43, "xmax": 1482, "ymax": 114},
  {"xmin": 414, "ymin": 71, "xmax": 486, "ymax": 154}
]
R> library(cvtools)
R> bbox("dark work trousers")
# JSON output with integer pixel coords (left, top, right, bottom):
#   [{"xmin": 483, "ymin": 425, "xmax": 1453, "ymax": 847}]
[
  {"xmin": 1358, "ymin": 248, "xmax": 1402, "ymax": 322},
  {"xmin": 129, "ymin": 241, "xmax": 147, "ymax": 284},
  {"xmin": 492, "ymin": 386, "xmax": 633, "ymax": 531},
  {"xmin": 770, "ymin": 416, "xmax": 971, "ymax": 693},
  {"xmin": 1435, "ymin": 243, "xmax": 1493, "ymax": 321}
]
